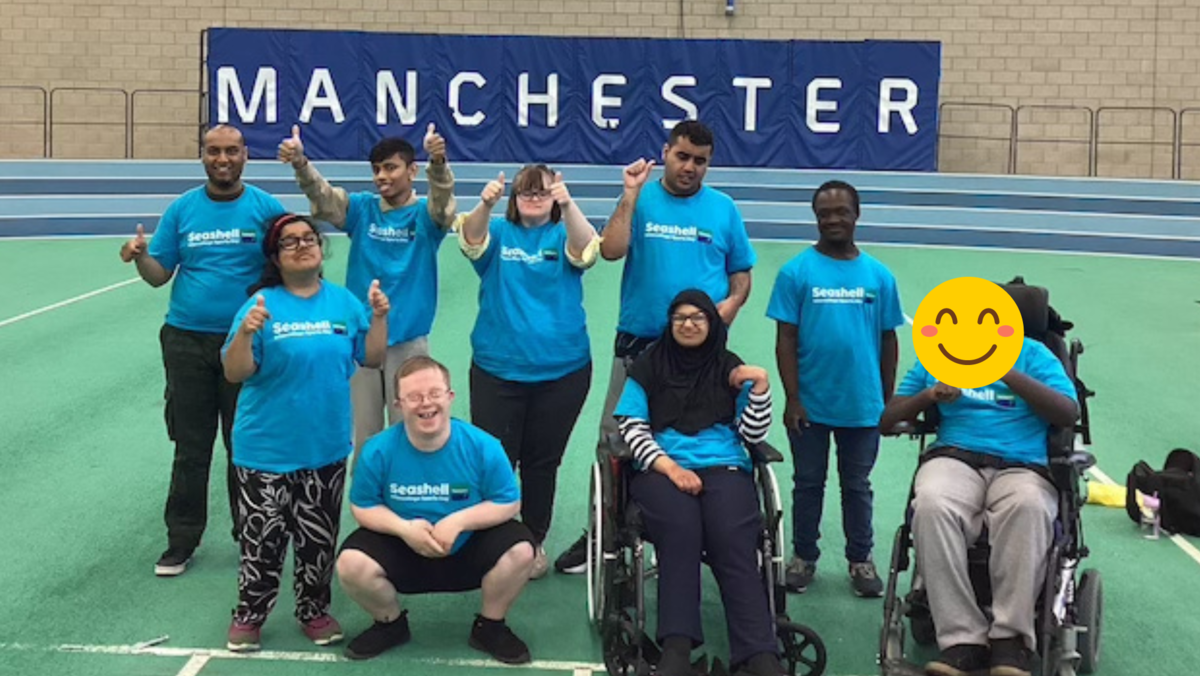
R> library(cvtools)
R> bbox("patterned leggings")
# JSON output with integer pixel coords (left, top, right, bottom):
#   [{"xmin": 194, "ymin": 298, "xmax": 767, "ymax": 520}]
[{"xmin": 233, "ymin": 460, "xmax": 346, "ymax": 625}]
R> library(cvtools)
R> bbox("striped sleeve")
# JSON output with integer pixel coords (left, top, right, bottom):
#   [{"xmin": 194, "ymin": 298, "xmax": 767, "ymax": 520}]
[
  {"xmin": 617, "ymin": 416, "xmax": 666, "ymax": 472},
  {"xmin": 737, "ymin": 388, "xmax": 772, "ymax": 444}
]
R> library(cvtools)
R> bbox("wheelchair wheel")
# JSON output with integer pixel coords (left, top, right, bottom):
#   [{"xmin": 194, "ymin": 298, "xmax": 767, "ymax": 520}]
[
  {"xmin": 602, "ymin": 608, "xmax": 647, "ymax": 676},
  {"xmin": 1076, "ymin": 569, "xmax": 1102, "ymax": 674},
  {"xmin": 778, "ymin": 619, "xmax": 827, "ymax": 676},
  {"xmin": 587, "ymin": 461, "xmax": 605, "ymax": 624},
  {"xmin": 879, "ymin": 527, "xmax": 909, "ymax": 665}
]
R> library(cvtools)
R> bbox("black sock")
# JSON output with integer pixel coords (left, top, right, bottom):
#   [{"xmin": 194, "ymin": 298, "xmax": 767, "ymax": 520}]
[{"xmin": 476, "ymin": 615, "xmax": 505, "ymax": 628}]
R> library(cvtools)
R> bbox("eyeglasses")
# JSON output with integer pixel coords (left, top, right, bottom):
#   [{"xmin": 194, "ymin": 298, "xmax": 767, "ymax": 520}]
[
  {"xmin": 278, "ymin": 234, "xmax": 319, "ymax": 251},
  {"xmin": 400, "ymin": 388, "xmax": 451, "ymax": 405},
  {"xmin": 670, "ymin": 312, "xmax": 709, "ymax": 327},
  {"xmin": 516, "ymin": 190, "xmax": 552, "ymax": 201}
]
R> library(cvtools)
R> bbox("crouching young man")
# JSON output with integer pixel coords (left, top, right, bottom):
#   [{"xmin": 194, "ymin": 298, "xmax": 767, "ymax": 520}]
[{"xmin": 336, "ymin": 356, "xmax": 535, "ymax": 663}]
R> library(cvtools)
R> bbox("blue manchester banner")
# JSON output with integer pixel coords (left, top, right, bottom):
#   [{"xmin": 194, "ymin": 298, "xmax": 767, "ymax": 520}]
[{"xmin": 206, "ymin": 28, "xmax": 941, "ymax": 171}]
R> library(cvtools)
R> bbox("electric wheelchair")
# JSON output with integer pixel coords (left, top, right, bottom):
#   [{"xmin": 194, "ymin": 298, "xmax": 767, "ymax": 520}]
[
  {"xmin": 586, "ymin": 430, "xmax": 828, "ymax": 676},
  {"xmin": 878, "ymin": 278, "xmax": 1102, "ymax": 676}
]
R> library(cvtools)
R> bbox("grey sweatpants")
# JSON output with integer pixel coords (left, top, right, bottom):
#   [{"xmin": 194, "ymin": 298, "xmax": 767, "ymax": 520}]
[
  {"xmin": 911, "ymin": 456, "xmax": 1057, "ymax": 651},
  {"xmin": 350, "ymin": 337, "xmax": 429, "ymax": 469}
]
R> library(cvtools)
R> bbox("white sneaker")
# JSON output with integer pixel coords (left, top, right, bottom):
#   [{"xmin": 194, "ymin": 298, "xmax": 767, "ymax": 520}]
[{"xmin": 530, "ymin": 546, "xmax": 549, "ymax": 580}]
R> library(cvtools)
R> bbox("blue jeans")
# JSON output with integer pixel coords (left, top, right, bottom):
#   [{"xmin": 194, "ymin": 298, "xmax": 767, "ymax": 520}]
[{"xmin": 787, "ymin": 423, "xmax": 881, "ymax": 564}]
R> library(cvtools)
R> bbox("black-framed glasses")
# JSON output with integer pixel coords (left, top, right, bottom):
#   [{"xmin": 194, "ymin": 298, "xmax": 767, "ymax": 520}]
[
  {"xmin": 516, "ymin": 190, "xmax": 551, "ymax": 201},
  {"xmin": 400, "ymin": 388, "xmax": 451, "ymax": 405},
  {"xmin": 670, "ymin": 312, "xmax": 709, "ymax": 327},
  {"xmin": 278, "ymin": 234, "xmax": 319, "ymax": 251}
]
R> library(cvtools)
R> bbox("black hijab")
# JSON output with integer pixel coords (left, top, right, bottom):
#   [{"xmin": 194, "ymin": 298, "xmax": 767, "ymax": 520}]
[{"xmin": 626, "ymin": 289, "xmax": 744, "ymax": 435}]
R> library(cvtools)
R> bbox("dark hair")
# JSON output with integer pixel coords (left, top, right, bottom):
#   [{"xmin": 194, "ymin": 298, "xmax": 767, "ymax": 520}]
[
  {"xmin": 369, "ymin": 137, "xmax": 416, "ymax": 166},
  {"xmin": 667, "ymin": 120, "xmax": 715, "ymax": 150},
  {"xmin": 204, "ymin": 124, "xmax": 245, "ymax": 148},
  {"xmin": 811, "ymin": 180, "xmax": 860, "ymax": 216},
  {"xmin": 394, "ymin": 355, "xmax": 452, "ymax": 393},
  {"xmin": 248, "ymin": 213, "xmax": 325, "ymax": 294},
  {"xmin": 505, "ymin": 164, "xmax": 562, "ymax": 224}
]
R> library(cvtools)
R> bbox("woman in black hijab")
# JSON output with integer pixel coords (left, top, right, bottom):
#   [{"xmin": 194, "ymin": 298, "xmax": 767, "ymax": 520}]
[{"xmin": 613, "ymin": 289, "xmax": 784, "ymax": 676}]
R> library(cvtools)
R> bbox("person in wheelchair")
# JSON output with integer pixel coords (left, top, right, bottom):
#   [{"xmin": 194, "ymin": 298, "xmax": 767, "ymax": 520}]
[
  {"xmin": 613, "ymin": 289, "xmax": 785, "ymax": 676},
  {"xmin": 878, "ymin": 336, "xmax": 1078, "ymax": 676}
]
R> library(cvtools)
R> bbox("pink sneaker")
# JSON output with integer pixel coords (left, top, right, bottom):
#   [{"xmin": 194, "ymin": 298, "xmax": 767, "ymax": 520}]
[
  {"xmin": 302, "ymin": 614, "xmax": 344, "ymax": 646},
  {"xmin": 227, "ymin": 620, "xmax": 261, "ymax": 652}
]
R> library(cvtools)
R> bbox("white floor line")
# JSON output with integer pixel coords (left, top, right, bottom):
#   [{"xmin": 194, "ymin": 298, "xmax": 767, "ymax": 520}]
[
  {"xmin": 0, "ymin": 641, "xmax": 608, "ymax": 672},
  {"xmin": 175, "ymin": 654, "xmax": 210, "ymax": 676},
  {"xmin": 0, "ymin": 278, "xmax": 140, "ymax": 329},
  {"xmin": 573, "ymin": 669, "xmax": 593, "ymax": 676}
]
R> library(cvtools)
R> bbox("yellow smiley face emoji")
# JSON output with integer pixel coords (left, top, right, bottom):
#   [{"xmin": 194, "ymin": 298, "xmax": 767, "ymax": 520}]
[{"xmin": 912, "ymin": 277, "xmax": 1024, "ymax": 389}]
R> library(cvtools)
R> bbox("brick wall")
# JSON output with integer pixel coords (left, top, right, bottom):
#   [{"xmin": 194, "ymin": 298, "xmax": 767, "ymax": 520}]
[{"xmin": 1, "ymin": 0, "xmax": 1197, "ymax": 177}]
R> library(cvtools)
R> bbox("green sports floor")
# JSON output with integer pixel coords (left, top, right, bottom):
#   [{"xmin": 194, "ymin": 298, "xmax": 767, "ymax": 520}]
[{"xmin": 2, "ymin": 237, "xmax": 1198, "ymax": 676}]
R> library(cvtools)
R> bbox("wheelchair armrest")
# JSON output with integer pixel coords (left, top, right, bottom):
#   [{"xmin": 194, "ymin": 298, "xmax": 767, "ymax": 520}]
[
  {"xmin": 1052, "ymin": 450, "xmax": 1096, "ymax": 472},
  {"xmin": 746, "ymin": 441, "xmax": 784, "ymax": 464},
  {"xmin": 883, "ymin": 421, "xmax": 916, "ymax": 437},
  {"xmin": 603, "ymin": 432, "xmax": 634, "ymax": 460}
]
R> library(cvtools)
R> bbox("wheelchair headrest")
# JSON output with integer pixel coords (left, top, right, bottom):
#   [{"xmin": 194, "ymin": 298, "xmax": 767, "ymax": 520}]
[{"xmin": 1000, "ymin": 278, "xmax": 1049, "ymax": 339}]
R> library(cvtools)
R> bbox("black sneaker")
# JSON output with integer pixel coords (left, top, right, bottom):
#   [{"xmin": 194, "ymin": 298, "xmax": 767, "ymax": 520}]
[
  {"xmin": 468, "ymin": 615, "xmax": 531, "ymax": 665},
  {"xmin": 154, "ymin": 547, "xmax": 194, "ymax": 577},
  {"xmin": 989, "ymin": 637, "xmax": 1033, "ymax": 676},
  {"xmin": 656, "ymin": 636, "xmax": 693, "ymax": 676},
  {"xmin": 849, "ymin": 560, "xmax": 884, "ymax": 598},
  {"xmin": 554, "ymin": 532, "xmax": 588, "ymax": 574},
  {"xmin": 343, "ymin": 611, "xmax": 411, "ymax": 660},
  {"xmin": 925, "ymin": 643, "xmax": 989, "ymax": 676},
  {"xmin": 784, "ymin": 557, "xmax": 816, "ymax": 593}
]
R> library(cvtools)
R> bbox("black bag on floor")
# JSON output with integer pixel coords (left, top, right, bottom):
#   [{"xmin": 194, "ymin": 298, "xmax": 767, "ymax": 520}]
[{"xmin": 1125, "ymin": 448, "xmax": 1200, "ymax": 536}]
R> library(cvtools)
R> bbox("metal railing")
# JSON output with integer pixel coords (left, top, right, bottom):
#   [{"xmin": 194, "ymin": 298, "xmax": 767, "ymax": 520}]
[
  {"xmin": 48, "ymin": 87, "xmax": 130, "ymax": 159},
  {"xmin": 1013, "ymin": 105, "xmax": 1094, "ymax": 177},
  {"xmin": 936, "ymin": 102, "xmax": 1016, "ymax": 174},
  {"xmin": 0, "ymin": 85, "xmax": 50, "ymax": 158},
  {"xmin": 1093, "ymin": 106, "xmax": 1177, "ymax": 179}
]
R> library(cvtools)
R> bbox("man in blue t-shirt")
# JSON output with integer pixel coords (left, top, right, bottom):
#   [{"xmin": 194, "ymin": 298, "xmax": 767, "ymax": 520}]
[
  {"xmin": 766, "ymin": 180, "xmax": 904, "ymax": 598},
  {"xmin": 554, "ymin": 119, "xmax": 757, "ymax": 574},
  {"xmin": 336, "ymin": 356, "xmax": 536, "ymax": 665},
  {"xmin": 119, "ymin": 124, "xmax": 285, "ymax": 578},
  {"xmin": 278, "ymin": 124, "xmax": 456, "ymax": 464},
  {"xmin": 879, "ymin": 339, "xmax": 1079, "ymax": 676}
]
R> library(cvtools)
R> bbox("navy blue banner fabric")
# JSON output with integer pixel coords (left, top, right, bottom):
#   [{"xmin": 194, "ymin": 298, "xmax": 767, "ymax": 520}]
[{"xmin": 207, "ymin": 29, "xmax": 941, "ymax": 170}]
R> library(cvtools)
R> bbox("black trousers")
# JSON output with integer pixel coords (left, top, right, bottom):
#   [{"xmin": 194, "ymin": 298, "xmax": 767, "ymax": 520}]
[
  {"xmin": 234, "ymin": 460, "xmax": 346, "ymax": 625},
  {"xmin": 469, "ymin": 362, "xmax": 592, "ymax": 543},
  {"xmin": 630, "ymin": 467, "xmax": 778, "ymax": 667},
  {"xmin": 160, "ymin": 323, "xmax": 240, "ymax": 550}
]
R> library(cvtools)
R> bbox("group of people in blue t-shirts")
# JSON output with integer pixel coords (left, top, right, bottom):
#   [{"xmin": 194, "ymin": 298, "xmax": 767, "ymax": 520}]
[{"xmin": 121, "ymin": 118, "xmax": 1079, "ymax": 676}]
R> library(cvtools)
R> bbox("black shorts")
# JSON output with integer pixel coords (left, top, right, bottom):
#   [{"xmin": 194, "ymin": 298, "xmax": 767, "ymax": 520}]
[{"xmin": 339, "ymin": 520, "xmax": 534, "ymax": 594}]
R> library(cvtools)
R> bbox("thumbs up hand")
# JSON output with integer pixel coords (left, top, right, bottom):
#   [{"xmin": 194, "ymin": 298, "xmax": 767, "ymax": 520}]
[
  {"xmin": 549, "ymin": 171, "xmax": 571, "ymax": 207},
  {"xmin": 120, "ymin": 223, "xmax": 148, "ymax": 263},
  {"xmin": 368, "ymin": 279, "xmax": 390, "ymax": 318},
  {"xmin": 241, "ymin": 294, "xmax": 270, "ymax": 335},
  {"xmin": 481, "ymin": 171, "xmax": 505, "ymax": 208},
  {"xmin": 423, "ymin": 122, "xmax": 446, "ymax": 163},
  {"xmin": 277, "ymin": 124, "xmax": 307, "ymax": 168}
]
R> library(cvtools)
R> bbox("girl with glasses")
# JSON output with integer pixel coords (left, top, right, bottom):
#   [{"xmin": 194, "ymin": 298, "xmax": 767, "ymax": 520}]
[
  {"xmin": 220, "ymin": 213, "xmax": 389, "ymax": 652},
  {"xmin": 454, "ymin": 164, "xmax": 600, "ymax": 579}
]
